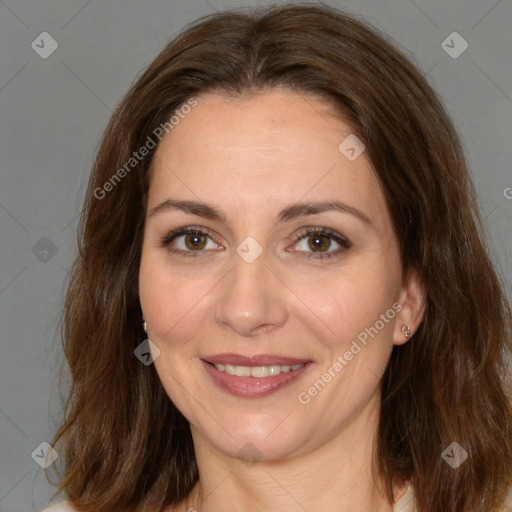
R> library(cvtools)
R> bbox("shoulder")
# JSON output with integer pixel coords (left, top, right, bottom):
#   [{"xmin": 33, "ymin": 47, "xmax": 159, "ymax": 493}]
[
  {"xmin": 393, "ymin": 483, "xmax": 416, "ymax": 512},
  {"xmin": 40, "ymin": 501, "xmax": 76, "ymax": 512},
  {"xmin": 39, "ymin": 499, "xmax": 193, "ymax": 512},
  {"xmin": 39, "ymin": 486, "xmax": 512, "ymax": 512},
  {"xmin": 504, "ymin": 485, "xmax": 512, "ymax": 509},
  {"xmin": 392, "ymin": 484, "xmax": 512, "ymax": 512}
]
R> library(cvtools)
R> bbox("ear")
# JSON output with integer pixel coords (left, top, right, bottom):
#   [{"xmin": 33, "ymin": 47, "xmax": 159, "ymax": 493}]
[{"xmin": 393, "ymin": 268, "xmax": 426, "ymax": 346}]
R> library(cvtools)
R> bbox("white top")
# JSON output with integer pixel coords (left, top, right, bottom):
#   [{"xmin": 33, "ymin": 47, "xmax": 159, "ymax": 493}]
[
  {"xmin": 40, "ymin": 504, "xmax": 75, "ymax": 512},
  {"xmin": 40, "ymin": 484, "xmax": 512, "ymax": 512}
]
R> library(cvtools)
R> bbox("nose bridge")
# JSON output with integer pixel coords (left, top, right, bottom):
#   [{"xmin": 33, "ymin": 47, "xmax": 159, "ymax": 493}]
[{"xmin": 213, "ymin": 243, "xmax": 288, "ymax": 336}]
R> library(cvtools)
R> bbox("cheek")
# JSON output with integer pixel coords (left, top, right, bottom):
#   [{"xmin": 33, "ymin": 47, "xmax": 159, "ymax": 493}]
[
  {"xmin": 139, "ymin": 252, "xmax": 214, "ymax": 346},
  {"xmin": 296, "ymin": 264, "xmax": 398, "ymax": 349}
]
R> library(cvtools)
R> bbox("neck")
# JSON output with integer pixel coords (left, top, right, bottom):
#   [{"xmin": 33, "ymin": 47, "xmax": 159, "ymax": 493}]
[{"xmin": 183, "ymin": 393, "xmax": 403, "ymax": 512}]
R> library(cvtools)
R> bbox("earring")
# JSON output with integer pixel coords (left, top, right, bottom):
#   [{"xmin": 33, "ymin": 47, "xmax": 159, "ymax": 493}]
[
  {"xmin": 401, "ymin": 325, "xmax": 410, "ymax": 339},
  {"xmin": 142, "ymin": 317, "xmax": 147, "ymax": 333}
]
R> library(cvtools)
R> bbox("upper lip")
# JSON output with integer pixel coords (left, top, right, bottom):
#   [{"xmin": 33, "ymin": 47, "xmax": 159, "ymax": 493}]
[{"xmin": 202, "ymin": 353, "xmax": 312, "ymax": 366}]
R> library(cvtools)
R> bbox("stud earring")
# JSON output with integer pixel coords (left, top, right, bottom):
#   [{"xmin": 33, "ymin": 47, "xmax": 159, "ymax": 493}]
[
  {"xmin": 142, "ymin": 317, "xmax": 147, "ymax": 334},
  {"xmin": 401, "ymin": 325, "xmax": 411, "ymax": 339}
]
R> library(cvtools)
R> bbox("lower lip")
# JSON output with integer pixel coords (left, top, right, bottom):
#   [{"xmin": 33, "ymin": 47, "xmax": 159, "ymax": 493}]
[{"xmin": 201, "ymin": 360, "xmax": 312, "ymax": 398}]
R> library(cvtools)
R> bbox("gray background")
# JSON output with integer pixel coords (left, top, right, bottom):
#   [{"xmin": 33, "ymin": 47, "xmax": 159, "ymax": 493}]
[{"xmin": 0, "ymin": 0, "xmax": 511, "ymax": 510}]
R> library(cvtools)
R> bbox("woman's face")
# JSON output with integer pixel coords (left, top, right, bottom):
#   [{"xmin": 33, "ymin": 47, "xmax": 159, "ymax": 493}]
[{"xmin": 139, "ymin": 89, "xmax": 419, "ymax": 461}]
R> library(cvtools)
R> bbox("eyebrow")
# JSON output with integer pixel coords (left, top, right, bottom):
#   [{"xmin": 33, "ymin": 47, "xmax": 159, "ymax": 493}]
[{"xmin": 147, "ymin": 199, "xmax": 372, "ymax": 225}]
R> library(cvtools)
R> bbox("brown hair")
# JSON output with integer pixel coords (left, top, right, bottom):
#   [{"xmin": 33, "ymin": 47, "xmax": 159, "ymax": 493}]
[{"xmin": 48, "ymin": 4, "xmax": 512, "ymax": 511}]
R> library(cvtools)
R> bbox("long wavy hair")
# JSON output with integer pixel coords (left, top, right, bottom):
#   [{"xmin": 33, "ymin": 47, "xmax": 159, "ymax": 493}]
[{"xmin": 48, "ymin": 4, "xmax": 512, "ymax": 511}]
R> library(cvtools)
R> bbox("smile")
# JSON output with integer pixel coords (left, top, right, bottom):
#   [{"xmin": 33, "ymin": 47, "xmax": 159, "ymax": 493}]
[{"xmin": 202, "ymin": 359, "xmax": 312, "ymax": 398}]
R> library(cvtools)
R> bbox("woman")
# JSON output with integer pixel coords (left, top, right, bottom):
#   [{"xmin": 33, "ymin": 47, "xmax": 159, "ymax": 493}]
[{"xmin": 42, "ymin": 4, "xmax": 512, "ymax": 511}]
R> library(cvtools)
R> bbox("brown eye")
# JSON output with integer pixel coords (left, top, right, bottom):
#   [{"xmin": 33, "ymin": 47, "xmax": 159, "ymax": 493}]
[
  {"xmin": 290, "ymin": 227, "xmax": 351, "ymax": 261},
  {"xmin": 161, "ymin": 227, "xmax": 223, "ymax": 257},
  {"xmin": 307, "ymin": 234, "xmax": 331, "ymax": 252},
  {"xmin": 184, "ymin": 232, "xmax": 207, "ymax": 250}
]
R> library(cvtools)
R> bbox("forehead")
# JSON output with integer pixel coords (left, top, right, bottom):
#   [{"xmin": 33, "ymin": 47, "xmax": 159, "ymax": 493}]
[{"xmin": 148, "ymin": 89, "xmax": 386, "ymax": 221}]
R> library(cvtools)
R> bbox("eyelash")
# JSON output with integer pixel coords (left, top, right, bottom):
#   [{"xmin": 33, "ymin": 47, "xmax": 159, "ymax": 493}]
[{"xmin": 160, "ymin": 226, "xmax": 351, "ymax": 260}]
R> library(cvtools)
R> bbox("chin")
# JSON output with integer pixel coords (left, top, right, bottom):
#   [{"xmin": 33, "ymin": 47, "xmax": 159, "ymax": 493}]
[{"xmin": 191, "ymin": 413, "xmax": 316, "ymax": 462}]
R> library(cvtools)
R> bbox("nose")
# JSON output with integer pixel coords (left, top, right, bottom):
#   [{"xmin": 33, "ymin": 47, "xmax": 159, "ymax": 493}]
[{"xmin": 213, "ymin": 249, "xmax": 289, "ymax": 337}]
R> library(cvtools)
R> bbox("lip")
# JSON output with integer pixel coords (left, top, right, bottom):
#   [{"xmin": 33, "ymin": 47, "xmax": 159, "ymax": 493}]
[
  {"xmin": 201, "ymin": 358, "xmax": 313, "ymax": 398},
  {"xmin": 202, "ymin": 353, "xmax": 312, "ymax": 366}
]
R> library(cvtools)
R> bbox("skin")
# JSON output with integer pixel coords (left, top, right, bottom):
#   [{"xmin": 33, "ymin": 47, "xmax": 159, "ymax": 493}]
[{"xmin": 138, "ymin": 89, "xmax": 425, "ymax": 512}]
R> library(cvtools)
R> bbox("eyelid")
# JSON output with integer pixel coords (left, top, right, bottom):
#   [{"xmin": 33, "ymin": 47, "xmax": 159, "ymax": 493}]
[
  {"xmin": 160, "ymin": 226, "xmax": 224, "ymax": 258},
  {"xmin": 288, "ymin": 226, "xmax": 351, "ymax": 260},
  {"xmin": 293, "ymin": 227, "xmax": 350, "ymax": 247},
  {"xmin": 160, "ymin": 225, "xmax": 221, "ymax": 247}
]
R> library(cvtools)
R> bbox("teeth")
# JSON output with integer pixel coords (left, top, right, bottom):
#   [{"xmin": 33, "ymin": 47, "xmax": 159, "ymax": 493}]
[{"xmin": 213, "ymin": 362, "xmax": 305, "ymax": 377}]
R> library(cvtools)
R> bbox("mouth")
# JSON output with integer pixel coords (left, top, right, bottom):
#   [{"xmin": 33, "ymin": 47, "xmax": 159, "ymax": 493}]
[{"xmin": 201, "ymin": 353, "xmax": 313, "ymax": 398}]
